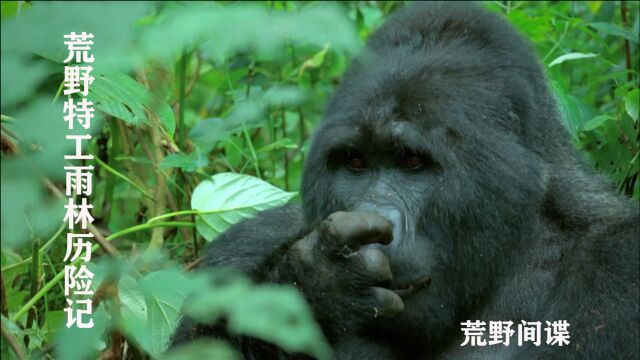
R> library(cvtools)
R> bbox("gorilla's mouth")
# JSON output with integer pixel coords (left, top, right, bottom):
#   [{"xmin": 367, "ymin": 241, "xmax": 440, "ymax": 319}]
[{"xmin": 391, "ymin": 276, "xmax": 431, "ymax": 298}]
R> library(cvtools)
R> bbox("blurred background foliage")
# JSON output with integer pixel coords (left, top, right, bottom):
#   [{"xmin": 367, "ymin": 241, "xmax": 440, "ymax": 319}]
[{"xmin": 0, "ymin": 1, "xmax": 637, "ymax": 359}]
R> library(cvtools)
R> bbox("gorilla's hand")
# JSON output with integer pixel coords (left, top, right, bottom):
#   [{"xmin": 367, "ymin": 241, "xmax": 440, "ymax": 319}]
[{"xmin": 281, "ymin": 212, "xmax": 405, "ymax": 334}]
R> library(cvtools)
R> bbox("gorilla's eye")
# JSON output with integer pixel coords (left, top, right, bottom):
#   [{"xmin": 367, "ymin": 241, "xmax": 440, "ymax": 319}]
[
  {"xmin": 345, "ymin": 151, "xmax": 368, "ymax": 171},
  {"xmin": 398, "ymin": 151, "xmax": 434, "ymax": 172},
  {"xmin": 403, "ymin": 156, "xmax": 424, "ymax": 170},
  {"xmin": 327, "ymin": 148, "xmax": 368, "ymax": 172}
]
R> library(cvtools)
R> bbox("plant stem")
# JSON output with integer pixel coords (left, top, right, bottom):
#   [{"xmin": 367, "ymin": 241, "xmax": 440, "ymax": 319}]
[
  {"xmin": 147, "ymin": 209, "xmax": 200, "ymax": 223},
  {"xmin": 11, "ymin": 221, "xmax": 194, "ymax": 323},
  {"xmin": 1, "ymin": 222, "xmax": 65, "ymax": 272},
  {"xmin": 620, "ymin": 1, "xmax": 633, "ymax": 82},
  {"xmin": 94, "ymin": 155, "xmax": 152, "ymax": 198}
]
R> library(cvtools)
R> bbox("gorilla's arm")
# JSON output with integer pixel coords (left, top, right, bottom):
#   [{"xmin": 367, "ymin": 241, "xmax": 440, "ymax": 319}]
[
  {"xmin": 170, "ymin": 204, "xmax": 308, "ymax": 359},
  {"xmin": 171, "ymin": 206, "xmax": 403, "ymax": 358},
  {"xmin": 196, "ymin": 204, "xmax": 306, "ymax": 278}
]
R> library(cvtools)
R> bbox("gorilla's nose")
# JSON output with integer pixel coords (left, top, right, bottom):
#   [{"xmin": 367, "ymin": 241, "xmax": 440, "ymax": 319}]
[{"xmin": 352, "ymin": 203, "xmax": 404, "ymax": 248}]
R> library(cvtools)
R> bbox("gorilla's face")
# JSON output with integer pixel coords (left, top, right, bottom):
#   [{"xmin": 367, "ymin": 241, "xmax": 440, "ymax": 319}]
[
  {"xmin": 302, "ymin": 50, "xmax": 549, "ymax": 337},
  {"xmin": 321, "ymin": 120, "xmax": 441, "ymax": 294}
]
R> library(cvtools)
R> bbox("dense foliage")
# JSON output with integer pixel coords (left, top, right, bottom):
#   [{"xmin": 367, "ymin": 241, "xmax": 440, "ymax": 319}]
[{"xmin": 1, "ymin": 1, "xmax": 638, "ymax": 359}]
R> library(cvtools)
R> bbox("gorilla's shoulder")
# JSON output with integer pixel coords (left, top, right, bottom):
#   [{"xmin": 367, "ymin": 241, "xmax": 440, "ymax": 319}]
[
  {"xmin": 198, "ymin": 204, "xmax": 305, "ymax": 271},
  {"xmin": 222, "ymin": 204, "xmax": 304, "ymax": 239}
]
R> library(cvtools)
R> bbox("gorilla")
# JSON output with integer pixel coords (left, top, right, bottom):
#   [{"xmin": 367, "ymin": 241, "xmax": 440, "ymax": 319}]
[{"xmin": 172, "ymin": 2, "xmax": 639, "ymax": 358}]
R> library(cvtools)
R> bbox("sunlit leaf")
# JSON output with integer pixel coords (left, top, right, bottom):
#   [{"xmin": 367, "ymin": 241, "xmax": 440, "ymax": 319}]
[
  {"xmin": 191, "ymin": 173, "xmax": 296, "ymax": 241},
  {"xmin": 583, "ymin": 114, "xmax": 613, "ymax": 131},
  {"xmin": 548, "ymin": 52, "xmax": 597, "ymax": 67},
  {"xmin": 258, "ymin": 138, "xmax": 299, "ymax": 153},
  {"xmin": 298, "ymin": 43, "xmax": 330, "ymax": 78},
  {"xmin": 624, "ymin": 89, "xmax": 639, "ymax": 122}
]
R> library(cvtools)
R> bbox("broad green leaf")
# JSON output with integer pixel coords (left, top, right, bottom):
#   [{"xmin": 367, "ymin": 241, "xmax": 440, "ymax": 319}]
[
  {"xmin": 6, "ymin": 290, "xmax": 28, "ymax": 312},
  {"xmin": 0, "ymin": 55, "xmax": 51, "ymax": 108},
  {"xmin": 589, "ymin": 22, "xmax": 639, "ymax": 43},
  {"xmin": 583, "ymin": 114, "xmax": 613, "ymax": 131},
  {"xmin": 548, "ymin": 52, "xmax": 597, "ymax": 67},
  {"xmin": 189, "ymin": 102, "xmax": 263, "ymax": 148},
  {"xmin": 263, "ymin": 86, "xmax": 306, "ymax": 106},
  {"xmin": 137, "ymin": 270, "xmax": 193, "ymax": 358},
  {"xmin": 624, "ymin": 89, "xmax": 639, "ymax": 122},
  {"xmin": 227, "ymin": 285, "xmax": 330, "ymax": 360},
  {"xmin": 183, "ymin": 271, "xmax": 252, "ymax": 324},
  {"xmin": 161, "ymin": 149, "xmax": 209, "ymax": 172},
  {"xmin": 141, "ymin": 3, "xmax": 360, "ymax": 62},
  {"xmin": 191, "ymin": 173, "xmax": 296, "ymax": 241},
  {"xmin": 54, "ymin": 306, "xmax": 109, "ymax": 360},
  {"xmin": 119, "ymin": 275, "xmax": 147, "ymax": 328},
  {"xmin": 0, "ymin": 2, "xmax": 150, "ymax": 68},
  {"xmin": 43, "ymin": 311, "xmax": 65, "ymax": 342},
  {"xmin": 89, "ymin": 71, "xmax": 176, "ymax": 136},
  {"xmin": 161, "ymin": 339, "xmax": 239, "ymax": 360}
]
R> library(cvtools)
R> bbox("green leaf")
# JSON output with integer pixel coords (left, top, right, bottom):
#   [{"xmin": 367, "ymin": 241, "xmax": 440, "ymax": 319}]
[
  {"xmin": 227, "ymin": 285, "xmax": 330, "ymax": 360},
  {"xmin": 136, "ymin": 270, "xmax": 193, "ymax": 358},
  {"xmin": 589, "ymin": 22, "xmax": 639, "ymax": 43},
  {"xmin": 191, "ymin": 173, "xmax": 296, "ymax": 241},
  {"xmin": 548, "ymin": 52, "xmax": 597, "ymax": 67},
  {"xmin": 583, "ymin": 114, "xmax": 613, "ymax": 131},
  {"xmin": 141, "ymin": 3, "xmax": 360, "ymax": 61},
  {"xmin": 89, "ymin": 71, "xmax": 176, "ymax": 136},
  {"xmin": 263, "ymin": 86, "xmax": 306, "ymax": 106},
  {"xmin": 183, "ymin": 271, "xmax": 252, "ymax": 324},
  {"xmin": 258, "ymin": 138, "xmax": 299, "ymax": 153},
  {"xmin": 0, "ymin": 55, "xmax": 51, "ymax": 108},
  {"xmin": 161, "ymin": 339, "xmax": 239, "ymax": 360},
  {"xmin": 551, "ymin": 80, "xmax": 596, "ymax": 140},
  {"xmin": 161, "ymin": 149, "xmax": 209, "ymax": 172},
  {"xmin": 189, "ymin": 102, "xmax": 263, "ymax": 148},
  {"xmin": 0, "ymin": 2, "xmax": 150, "ymax": 68},
  {"xmin": 0, "ymin": 1, "xmax": 30, "ymax": 19},
  {"xmin": 298, "ymin": 43, "xmax": 330, "ymax": 78},
  {"xmin": 587, "ymin": 1, "xmax": 603, "ymax": 14},
  {"xmin": 54, "ymin": 306, "xmax": 110, "ymax": 360},
  {"xmin": 119, "ymin": 275, "xmax": 147, "ymax": 332},
  {"xmin": 624, "ymin": 89, "xmax": 639, "ymax": 122}
]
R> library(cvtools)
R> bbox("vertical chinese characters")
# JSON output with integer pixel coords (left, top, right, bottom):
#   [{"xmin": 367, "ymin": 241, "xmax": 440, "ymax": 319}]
[{"xmin": 62, "ymin": 32, "xmax": 96, "ymax": 329}]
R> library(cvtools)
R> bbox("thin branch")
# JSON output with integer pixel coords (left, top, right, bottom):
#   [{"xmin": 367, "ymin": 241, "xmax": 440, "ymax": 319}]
[
  {"xmin": 184, "ymin": 50, "xmax": 202, "ymax": 98},
  {"xmin": 43, "ymin": 179, "xmax": 120, "ymax": 257},
  {"xmin": 11, "ymin": 221, "xmax": 194, "ymax": 323},
  {"xmin": 621, "ymin": 1, "xmax": 633, "ymax": 82},
  {"xmin": 1, "ymin": 320, "xmax": 26, "ymax": 360},
  {"xmin": 0, "ymin": 272, "xmax": 8, "ymax": 317}
]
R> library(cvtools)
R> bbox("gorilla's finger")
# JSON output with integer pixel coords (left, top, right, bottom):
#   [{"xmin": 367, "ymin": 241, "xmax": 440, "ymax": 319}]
[
  {"xmin": 290, "ymin": 234, "xmax": 317, "ymax": 265},
  {"xmin": 371, "ymin": 287, "xmax": 405, "ymax": 318},
  {"xmin": 320, "ymin": 211, "xmax": 393, "ymax": 248},
  {"xmin": 359, "ymin": 248, "xmax": 393, "ymax": 284}
]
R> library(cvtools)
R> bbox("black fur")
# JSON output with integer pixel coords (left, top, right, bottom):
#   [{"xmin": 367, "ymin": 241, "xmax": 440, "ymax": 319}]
[{"xmin": 172, "ymin": 2, "xmax": 640, "ymax": 359}]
